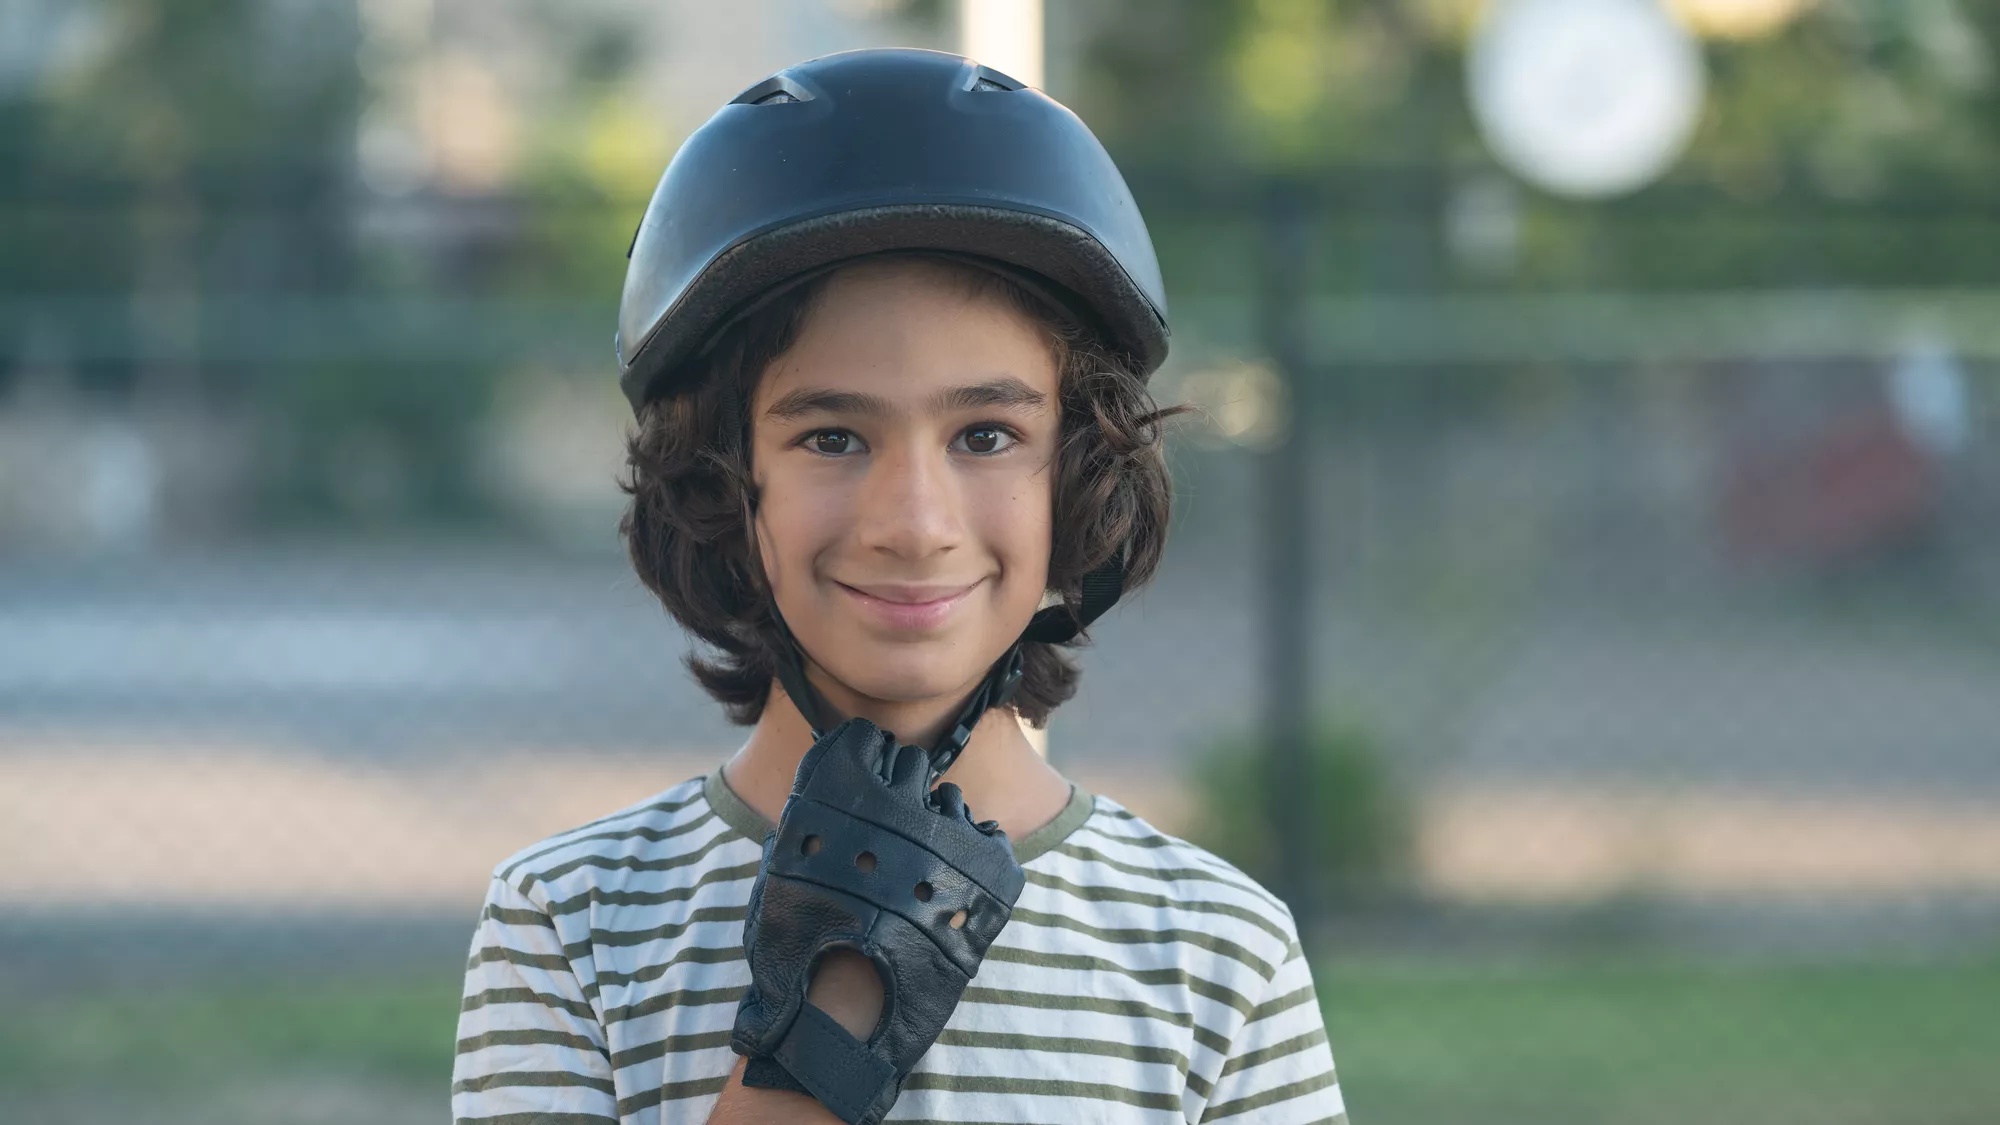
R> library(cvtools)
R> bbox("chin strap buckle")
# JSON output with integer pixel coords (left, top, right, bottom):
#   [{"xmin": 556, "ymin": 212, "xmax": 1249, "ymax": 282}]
[{"xmin": 925, "ymin": 643, "xmax": 1024, "ymax": 784}]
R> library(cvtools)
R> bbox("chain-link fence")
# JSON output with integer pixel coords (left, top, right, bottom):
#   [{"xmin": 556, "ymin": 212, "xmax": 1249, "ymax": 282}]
[{"xmin": 6, "ymin": 2, "xmax": 2000, "ymax": 1124}]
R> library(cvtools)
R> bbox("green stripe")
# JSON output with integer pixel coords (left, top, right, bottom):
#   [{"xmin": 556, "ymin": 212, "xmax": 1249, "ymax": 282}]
[
  {"xmin": 932, "ymin": 1026, "xmax": 1189, "ymax": 1072},
  {"xmin": 601, "ymin": 982, "xmax": 744, "ymax": 1026},
  {"xmin": 466, "ymin": 945, "xmax": 569, "ymax": 976},
  {"xmin": 461, "ymin": 986, "xmax": 595, "ymax": 1022},
  {"xmin": 456, "ymin": 1027, "xmax": 605, "ymax": 1059},
  {"xmin": 541, "ymin": 860, "xmax": 761, "ymax": 919},
  {"xmin": 473, "ymin": 937, "xmax": 615, "ymax": 1013},
  {"xmin": 932, "ymin": 1025, "xmax": 1211, "ymax": 1096},
  {"xmin": 456, "ymin": 1104, "xmax": 616, "ymax": 1112},
  {"xmin": 521, "ymin": 832, "xmax": 747, "ymax": 897},
  {"xmin": 1202, "ymin": 1066, "xmax": 1340, "ymax": 1120},
  {"xmin": 1077, "ymin": 822, "xmax": 1275, "ymax": 895},
  {"xmin": 960, "ymin": 985, "xmax": 1232, "ymax": 1056},
  {"xmin": 1246, "ymin": 983, "xmax": 1319, "ymax": 1024},
  {"xmin": 519, "ymin": 810, "xmax": 729, "ymax": 892},
  {"xmin": 1025, "ymin": 869, "xmax": 1291, "ymax": 945},
  {"xmin": 1007, "ymin": 906, "xmax": 1275, "ymax": 980},
  {"xmin": 482, "ymin": 903, "xmax": 556, "ymax": 930},
  {"xmin": 455, "ymin": 1114, "xmax": 616, "ymax": 1125},
  {"xmin": 1218, "ymin": 1026, "xmax": 1330, "ymax": 1079},
  {"xmin": 497, "ymin": 786, "xmax": 705, "ymax": 881},
  {"xmin": 614, "ymin": 1073, "xmax": 729, "ymax": 1114},
  {"xmin": 591, "ymin": 942, "xmax": 743, "ymax": 992},
  {"xmin": 983, "ymin": 945, "xmax": 1257, "ymax": 1018},
  {"xmin": 607, "ymin": 1027, "xmax": 735, "ymax": 1072},
  {"xmin": 533, "ymin": 805, "xmax": 719, "ymax": 861},
  {"xmin": 450, "ymin": 1068, "xmax": 617, "ymax": 1096},
  {"xmin": 1050, "ymin": 840, "xmax": 1286, "ymax": 915},
  {"xmin": 583, "ymin": 903, "xmax": 747, "ymax": 950},
  {"xmin": 960, "ymin": 985, "xmax": 1188, "ymax": 1029},
  {"xmin": 1076, "ymin": 820, "xmax": 1182, "ymax": 849},
  {"xmin": 901, "ymin": 1070, "xmax": 1183, "ymax": 1111}
]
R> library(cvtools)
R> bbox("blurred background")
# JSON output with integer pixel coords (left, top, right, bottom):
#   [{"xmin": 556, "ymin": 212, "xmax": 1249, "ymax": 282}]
[{"xmin": 4, "ymin": 0, "xmax": 1999, "ymax": 1122}]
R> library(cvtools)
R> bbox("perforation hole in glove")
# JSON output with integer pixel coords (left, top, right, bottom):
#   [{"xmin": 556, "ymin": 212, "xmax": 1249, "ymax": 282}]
[
  {"xmin": 948, "ymin": 909, "xmax": 967, "ymax": 930},
  {"xmin": 913, "ymin": 881, "xmax": 932, "ymax": 902},
  {"xmin": 802, "ymin": 835, "xmax": 821, "ymax": 856},
  {"xmin": 856, "ymin": 851, "xmax": 877, "ymax": 873}
]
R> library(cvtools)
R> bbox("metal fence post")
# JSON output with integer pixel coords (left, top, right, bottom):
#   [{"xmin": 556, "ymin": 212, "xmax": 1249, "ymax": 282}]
[{"xmin": 1259, "ymin": 176, "xmax": 1317, "ymax": 939}]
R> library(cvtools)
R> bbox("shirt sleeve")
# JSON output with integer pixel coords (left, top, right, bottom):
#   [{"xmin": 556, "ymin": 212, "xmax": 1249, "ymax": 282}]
[
  {"xmin": 1200, "ymin": 934, "xmax": 1347, "ymax": 1124},
  {"xmin": 451, "ymin": 872, "xmax": 620, "ymax": 1124}
]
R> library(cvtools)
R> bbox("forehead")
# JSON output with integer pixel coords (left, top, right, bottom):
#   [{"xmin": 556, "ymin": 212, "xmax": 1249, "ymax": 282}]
[{"xmin": 755, "ymin": 258, "xmax": 1061, "ymax": 406}]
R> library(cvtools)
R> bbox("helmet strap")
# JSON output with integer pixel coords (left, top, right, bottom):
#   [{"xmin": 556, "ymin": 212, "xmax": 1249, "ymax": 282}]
[
  {"xmin": 765, "ymin": 552, "xmax": 1125, "ymax": 785},
  {"xmin": 766, "ymin": 612, "xmax": 1024, "ymax": 785}
]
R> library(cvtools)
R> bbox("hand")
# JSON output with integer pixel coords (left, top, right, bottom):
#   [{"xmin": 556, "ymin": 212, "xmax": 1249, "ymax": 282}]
[
  {"xmin": 731, "ymin": 718, "xmax": 1026, "ymax": 1125},
  {"xmin": 805, "ymin": 949, "xmax": 884, "ymax": 1039}
]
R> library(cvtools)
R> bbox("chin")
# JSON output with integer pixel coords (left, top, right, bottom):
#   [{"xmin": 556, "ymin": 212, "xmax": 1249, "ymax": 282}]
[{"xmin": 823, "ymin": 644, "xmax": 992, "ymax": 707}]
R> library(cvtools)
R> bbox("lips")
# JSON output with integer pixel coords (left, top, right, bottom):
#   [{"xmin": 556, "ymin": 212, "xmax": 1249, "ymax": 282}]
[{"xmin": 835, "ymin": 579, "xmax": 981, "ymax": 632}]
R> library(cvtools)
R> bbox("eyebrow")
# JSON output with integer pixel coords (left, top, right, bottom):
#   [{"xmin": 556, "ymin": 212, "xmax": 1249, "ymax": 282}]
[{"xmin": 761, "ymin": 376, "xmax": 1050, "ymax": 422}]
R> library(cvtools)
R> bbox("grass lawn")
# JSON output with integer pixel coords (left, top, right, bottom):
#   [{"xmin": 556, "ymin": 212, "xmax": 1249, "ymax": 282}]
[
  {"xmin": 3, "ymin": 955, "xmax": 1996, "ymax": 1124},
  {"xmin": 1319, "ymin": 954, "xmax": 2000, "ymax": 1125}
]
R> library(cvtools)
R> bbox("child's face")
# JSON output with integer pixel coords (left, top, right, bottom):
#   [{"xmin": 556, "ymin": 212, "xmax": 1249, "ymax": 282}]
[{"xmin": 749, "ymin": 258, "xmax": 1059, "ymax": 716}]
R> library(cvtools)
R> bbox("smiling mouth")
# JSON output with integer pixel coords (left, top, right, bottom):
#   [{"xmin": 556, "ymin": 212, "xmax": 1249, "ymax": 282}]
[
  {"xmin": 837, "ymin": 581, "xmax": 980, "ymax": 605},
  {"xmin": 835, "ymin": 579, "xmax": 982, "ymax": 631}
]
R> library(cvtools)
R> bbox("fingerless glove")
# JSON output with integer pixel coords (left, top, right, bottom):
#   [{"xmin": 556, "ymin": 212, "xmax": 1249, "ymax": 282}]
[{"xmin": 730, "ymin": 718, "xmax": 1027, "ymax": 1125}]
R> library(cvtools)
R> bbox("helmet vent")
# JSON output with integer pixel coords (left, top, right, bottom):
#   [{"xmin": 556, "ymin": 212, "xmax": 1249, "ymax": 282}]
[
  {"xmin": 730, "ymin": 75, "xmax": 814, "ymax": 105},
  {"xmin": 966, "ymin": 65, "xmax": 1023, "ymax": 92}
]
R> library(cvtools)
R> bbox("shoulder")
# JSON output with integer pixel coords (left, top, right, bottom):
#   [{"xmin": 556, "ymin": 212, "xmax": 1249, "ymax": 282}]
[
  {"xmin": 1029, "ymin": 791, "xmax": 1301, "ymax": 977},
  {"xmin": 484, "ymin": 773, "xmax": 751, "ymax": 908}
]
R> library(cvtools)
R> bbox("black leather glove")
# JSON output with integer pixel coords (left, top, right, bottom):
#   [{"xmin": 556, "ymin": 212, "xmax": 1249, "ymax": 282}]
[{"xmin": 731, "ymin": 717, "xmax": 1027, "ymax": 1125}]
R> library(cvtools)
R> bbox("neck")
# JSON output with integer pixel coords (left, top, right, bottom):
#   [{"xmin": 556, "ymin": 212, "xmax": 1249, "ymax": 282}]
[{"xmin": 722, "ymin": 676, "xmax": 1073, "ymax": 847}]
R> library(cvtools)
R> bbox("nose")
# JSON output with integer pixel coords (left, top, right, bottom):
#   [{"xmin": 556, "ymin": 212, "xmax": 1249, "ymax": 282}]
[{"xmin": 854, "ymin": 435, "xmax": 963, "ymax": 561}]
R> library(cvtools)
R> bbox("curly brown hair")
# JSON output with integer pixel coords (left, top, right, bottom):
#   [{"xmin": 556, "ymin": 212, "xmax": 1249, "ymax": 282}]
[{"xmin": 617, "ymin": 253, "xmax": 1185, "ymax": 728}]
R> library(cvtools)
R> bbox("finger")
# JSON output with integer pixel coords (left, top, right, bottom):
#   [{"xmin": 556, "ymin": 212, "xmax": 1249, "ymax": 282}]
[
  {"xmin": 801, "ymin": 717, "xmax": 880, "ymax": 789},
  {"xmin": 823, "ymin": 718, "xmax": 893, "ymax": 783},
  {"xmin": 930, "ymin": 781, "xmax": 967, "ymax": 821},
  {"xmin": 887, "ymin": 739, "xmax": 927, "ymax": 791}
]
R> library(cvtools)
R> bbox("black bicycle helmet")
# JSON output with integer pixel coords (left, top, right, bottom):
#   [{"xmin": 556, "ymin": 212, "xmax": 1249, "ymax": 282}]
[
  {"xmin": 616, "ymin": 47, "xmax": 1168, "ymax": 411},
  {"xmin": 616, "ymin": 47, "xmax": 1170, "ymax": 775}
]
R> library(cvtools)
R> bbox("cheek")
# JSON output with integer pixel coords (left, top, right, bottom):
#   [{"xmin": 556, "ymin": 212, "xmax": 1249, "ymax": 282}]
[
  {"xmin": 753, "ymin": 472, "xmax": 846, "ymax": 595},
  {"xmin": 980, "ymin": 466, "xmax": 1054, "ymax": 593}
]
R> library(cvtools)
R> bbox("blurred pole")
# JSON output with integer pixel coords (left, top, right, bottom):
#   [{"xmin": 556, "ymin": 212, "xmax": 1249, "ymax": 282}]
[
  {"xmin": 959, "ymin": 0, "xmax": 1044, "ymax": 89},
  {"xmin": 961, "ymin": 0, "xmax": 1050, "ymax": 761},
  {"xmin": 1260, "ymin": 178, "xmax": 1317, "ymax": 936}
]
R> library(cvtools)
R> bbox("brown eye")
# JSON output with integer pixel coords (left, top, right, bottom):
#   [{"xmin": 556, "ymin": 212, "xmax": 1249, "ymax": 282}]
[
  {"xmin": 810, "ymin": 430, "xmax": 852, "ymax": 455},
  {"xmin": 956, "ymin": 426, "xmax": 1013, "ymax": 455}
]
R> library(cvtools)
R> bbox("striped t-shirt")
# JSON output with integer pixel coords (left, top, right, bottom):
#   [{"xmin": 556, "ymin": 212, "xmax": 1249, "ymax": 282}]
[{"xmin": 453, "ymin": 765, "xmax": 1347, "ymax": 1123}]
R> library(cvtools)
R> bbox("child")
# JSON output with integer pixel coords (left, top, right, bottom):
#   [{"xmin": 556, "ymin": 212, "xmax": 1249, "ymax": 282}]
[{"xmin": 452, "ymin": 48, "xmax": 1345, "ymax": 1124}]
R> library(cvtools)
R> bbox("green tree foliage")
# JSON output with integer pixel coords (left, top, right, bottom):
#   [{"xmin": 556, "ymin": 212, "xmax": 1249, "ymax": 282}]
[{"xmin": 1066, "ymin": 0, "xmax": 2000, "ymax": 293}]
